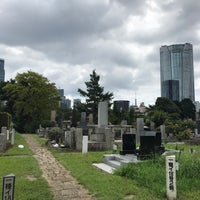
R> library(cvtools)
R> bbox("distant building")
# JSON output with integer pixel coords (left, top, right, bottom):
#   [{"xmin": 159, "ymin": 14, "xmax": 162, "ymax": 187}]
[
  {"xmin": 58, "ymin": 89, "xmax": 64, "ymax": 97},
  {"xmin": 113, "ymin": 100, "xmax": 130, "ymax": 112},
  {"xmin": 160, "ymin": 43, "xmax": 195, "ymax": 101},
  {"xmin": 0, "ymin": 59, "xmax": 5, "ymax": 82},
  {"xmin": 130, "ymin": 101, "xmax": 146, "ymax": 114},
  {"xmin": 58, "ymin": 89, "xmax": 71, "ymax": 109}
]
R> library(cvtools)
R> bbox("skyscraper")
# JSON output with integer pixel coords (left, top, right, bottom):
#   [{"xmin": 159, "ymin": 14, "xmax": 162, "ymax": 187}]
[
  {"xmin": 0, "ymin": 59, "xmax": 5, "ymax": 82},
  {"xmin": 160, "ymin": 43, "xmax": 195, "ymax": 101}
]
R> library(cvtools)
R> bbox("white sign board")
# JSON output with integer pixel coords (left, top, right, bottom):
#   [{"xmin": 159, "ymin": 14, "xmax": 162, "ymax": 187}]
[
  {"xmin": 166, "ymin": 155, "xmax": 177, "ymax": 200},
  {"xmin": 2, "ymin": 174, "xmax": 15, "ymax": 200}
]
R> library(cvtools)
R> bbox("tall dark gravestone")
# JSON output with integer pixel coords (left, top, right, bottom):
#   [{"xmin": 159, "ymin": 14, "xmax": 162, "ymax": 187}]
[
  {"xmin": 197, "ymin": 120, "xmax": 200, "ymax": 134},
  {"xmin": 140, "ymin": 136, "xmax": 155, "ymax": 156},
  {"xmin": 120, "ymin": 134, "xmax": 136, "ymax": 155},
  {"xmin": 155, "ymin": 132, "xmax": 161, "ymax": 146}
]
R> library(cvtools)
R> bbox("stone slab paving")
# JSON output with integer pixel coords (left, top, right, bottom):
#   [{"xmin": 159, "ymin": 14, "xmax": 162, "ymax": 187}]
[{"xmin": 22, "ymin": 134, "xmax": 96, "ymax": 200}]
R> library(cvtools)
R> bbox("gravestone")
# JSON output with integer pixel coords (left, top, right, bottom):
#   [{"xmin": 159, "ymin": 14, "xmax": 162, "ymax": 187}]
[
  {"xmin": 98, "ymin": 101, "xmax": 108, "ymax": 128},
  {"xmin": 139, "ymin": 131, "xmax": 164, "ymax": 158},
  {"xmin": 75, "ymin": 128, "xmax": 83, "ymax": 151},
  {"xmin": 0, "ymin": 133, "xmax": 6, "ymax": 151},
  {"xmin": 88, "ymin": 113, "xmax": 93, "ymax": 125},
  {"xmin": 196, "ymin": 120, "xmax": 200, "ymax": 134},
  {"xmin": 80, "ymin": 112, "xmax": 88, "ymax": 135},
  {"xmin": 51, "ymin": 110, "xmax": 56, "ymax": 122},
  {"xmin": 136, "ymin": 118, "xmax": 144, "ymax": 144},
  {"xmin": 10, "ymin": 129, "xmax": 15, "ymax": 145},
  {"xmin": 160, "ymin": 124, "xmax": 166, "ymax": 139},
  {"xmin": 150, "ymin": 121, "xmax": 155, "ymax": 131},
  {"xmin": 120, "ymin": 134, "xmax": 136, "ymax": 155},
  {"xmin": 1, "ymin": 127, "xmax": 7, "ymax": 135},
  {"xmin": 140, "ymin": 135, "xmax": 156, "ymax": 157},
  {"xmin": 105, "ymin": 128, "xmax": 114, "ymax": 150}
]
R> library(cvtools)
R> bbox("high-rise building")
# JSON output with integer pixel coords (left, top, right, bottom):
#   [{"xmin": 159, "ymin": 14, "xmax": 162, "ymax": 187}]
[
  {"xmin": 160, "ymin": 43, "xmax": 195, "ymax": 101},
  {"xmin": 0, "ymin": 59, "xmax": 5, "ymax": 82},
  {"xmin": 113, "ymin": 100, "xmax": 130, "ymax": 112},
  {"xmin": 57, "ymin": 89, "xmax": 71, "ymax": 109}
]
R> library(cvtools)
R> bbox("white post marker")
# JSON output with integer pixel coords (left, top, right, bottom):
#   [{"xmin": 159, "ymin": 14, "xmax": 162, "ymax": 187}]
[
  {"xmin": 166, "ymin": 155, "xmax": 177, "ymax": 200},
  {"xmin": 82, "ymin": 136, "xmax": 88, "ymax": 153},
  {"xmin": 2, "ymin": 174, "xmax": 15, "ymax": 200}
]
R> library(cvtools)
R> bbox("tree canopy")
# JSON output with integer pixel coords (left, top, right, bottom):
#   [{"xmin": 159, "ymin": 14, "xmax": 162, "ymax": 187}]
[
  {"xmin": 3, "ymin": 71, "xmax": 60, "ymax": 132},
  {"xmin": 77, "ymin": 70, "xmax": 113, "ymax": 123}
]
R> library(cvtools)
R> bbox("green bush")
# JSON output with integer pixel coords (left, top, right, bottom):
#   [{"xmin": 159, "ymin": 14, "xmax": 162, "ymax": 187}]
[
  {"xmin": 41, "ymin": 120, "xmax": 55, "ymax": 128},
  {"xmin": 175, "ymin": 129, "xmax": 192, "ymax": 141},
  {"xmin": 48, "ymin": 127, "xmax": 62, "ymax": 143}
]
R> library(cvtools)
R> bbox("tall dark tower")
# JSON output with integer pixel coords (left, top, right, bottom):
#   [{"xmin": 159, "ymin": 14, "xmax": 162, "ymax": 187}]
[
  {"xmin": 160, "ymin": 43, "xmax": 195, "ymax": 101},
  {"xmin": 0, "ymin": 59, "xmax": 5, "ymax": 82}
]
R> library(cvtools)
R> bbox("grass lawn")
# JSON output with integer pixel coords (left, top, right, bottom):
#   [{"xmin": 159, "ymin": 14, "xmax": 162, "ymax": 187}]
[
  {"xmin": 2, "ymin": 134, "xmax": 200, "ymax": 200},
  {"xmin": 0, "ymin": 133, "xmax": 53, "ymax": 200},
  {"xmin": 50, "ymin": 141, "xmax": 200, "ymax": 200}
]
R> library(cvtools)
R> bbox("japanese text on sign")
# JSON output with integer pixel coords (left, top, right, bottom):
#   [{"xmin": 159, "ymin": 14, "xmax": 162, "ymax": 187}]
[{"xmin": 2, "ymin": 174, "xmax": 15, "ymax": 200}]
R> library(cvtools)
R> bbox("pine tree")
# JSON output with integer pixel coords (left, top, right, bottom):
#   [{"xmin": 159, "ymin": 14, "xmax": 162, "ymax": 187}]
[{"xmin": 78, "ymin": 70, "xmax": 113, "ymax": 123}]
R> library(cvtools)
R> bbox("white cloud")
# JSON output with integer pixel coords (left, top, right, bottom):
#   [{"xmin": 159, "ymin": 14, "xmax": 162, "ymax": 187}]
[{"xmin": 0, "ymin": 0, "xmax": 200, "ymax": 106}]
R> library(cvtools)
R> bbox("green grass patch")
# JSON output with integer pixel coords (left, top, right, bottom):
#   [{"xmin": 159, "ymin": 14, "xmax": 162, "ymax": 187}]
[
  {"xmin": 0, "ymin": 133, "xmax": 53, "ymax": 200},
  {"xmin": 51, "ymin": 150, "xmax": 161, "ymax": 200},
  {"xmin": 115, "ymin": 143, "xmax": 200, "ymax": 200},
  {"xmin": 0, "ymin": 133, "xmax": 32, "ymax": 156}
]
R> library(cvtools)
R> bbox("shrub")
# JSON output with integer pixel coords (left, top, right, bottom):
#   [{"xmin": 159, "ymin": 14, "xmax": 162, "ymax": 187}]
[
  {"xmin": 48, "ymin": 127, "xmax": 63, "ymax": 143},
  {"xmin": 175, "ymin": 129, "xmax": 192, "ymax": 141}
]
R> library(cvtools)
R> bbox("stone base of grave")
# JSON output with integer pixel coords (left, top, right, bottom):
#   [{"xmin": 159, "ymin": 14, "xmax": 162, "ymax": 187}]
[
  {"xmin": 88, "ymin": 141, "xmax": 107, "ymax": 151},
  {"xmin": 93, "ymin": 154, "xmax": 141, "ymax": 174}
]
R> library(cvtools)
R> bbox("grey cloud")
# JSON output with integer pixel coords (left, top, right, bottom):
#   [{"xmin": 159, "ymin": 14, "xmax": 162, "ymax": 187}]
[{"xmin": 0, "ymin": 0, "xmax": 200, "ymax": 105}]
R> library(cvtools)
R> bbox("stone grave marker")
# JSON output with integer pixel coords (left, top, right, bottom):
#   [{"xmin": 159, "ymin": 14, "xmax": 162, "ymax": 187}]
[
  {"xmin": 120, "ymin": 134, "xmax": 136, "ymax": 155},
  {"xmin": 136, "ymin": 118, "xmax": 144, "ymax": 144},
  {"xmin": 98, "ymin": 101, "xmax": 108, "ymax": 128}
]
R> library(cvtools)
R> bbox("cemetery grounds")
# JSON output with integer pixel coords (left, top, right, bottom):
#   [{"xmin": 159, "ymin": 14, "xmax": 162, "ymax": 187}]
[{"xmin": 1, "ymin": 133, "xmax": 200, "ymax": 200}]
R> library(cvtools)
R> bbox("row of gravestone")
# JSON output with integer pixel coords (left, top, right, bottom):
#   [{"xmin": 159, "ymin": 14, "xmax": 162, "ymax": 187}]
[
  {"xmin": 120, "ymin": 132, "xmax": 165, "ymax": 159},
  {"xmin": 0, "ymin": 126, "xmax": 15, "ymax": 151}
]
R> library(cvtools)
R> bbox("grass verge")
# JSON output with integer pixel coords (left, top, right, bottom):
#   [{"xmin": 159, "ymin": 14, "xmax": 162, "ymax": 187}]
[{"xmin": 0, "ymin": 133, "xmax": 53, "ymax": 200}]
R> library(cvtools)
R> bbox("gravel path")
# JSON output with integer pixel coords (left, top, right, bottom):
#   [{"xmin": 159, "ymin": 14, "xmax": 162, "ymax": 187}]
[{"xmin": 22, "ymin": 134, "xmax": 96, "ymax": 200}]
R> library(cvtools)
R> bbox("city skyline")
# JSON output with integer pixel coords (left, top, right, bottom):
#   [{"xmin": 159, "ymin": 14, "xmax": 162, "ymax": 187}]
[{"xmin": 0, "ymin": 1, "xmax": 200, "ymax": 105}]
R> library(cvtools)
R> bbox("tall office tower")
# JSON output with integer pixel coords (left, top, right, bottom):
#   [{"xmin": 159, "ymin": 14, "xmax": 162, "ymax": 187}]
[
  {"xmin": 0, "ymin": 59, "xmax": 5, "ymax": 82},
  {"xmin": 160, "ymin": 43, "xmax": 195, "ymax": 101}
]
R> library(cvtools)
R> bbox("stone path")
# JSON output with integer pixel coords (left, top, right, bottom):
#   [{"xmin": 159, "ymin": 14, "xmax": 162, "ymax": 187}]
[{"xmin": 22, "ymin": 134, "xmax": 96, "ymax": 200}]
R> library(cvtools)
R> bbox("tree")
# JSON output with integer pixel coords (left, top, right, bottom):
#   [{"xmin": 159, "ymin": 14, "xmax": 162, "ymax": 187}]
[
  {"xmin": 155, "ymin": 97, "xmax": 181, "ymax": 114},
  {"xmin": 3, "ymin": 71, "xmax": 60, "ymax": 132},
  {"xmin": 147, "ymin": 109, "xmax": 168, "ymax": 127},
  {"xmin": 78, "ymin": 70, "xmax": 113, "ymax": 123},
  {"xmin": 179, "ymin": 98, "xmax": 196, "ymax": 120}
]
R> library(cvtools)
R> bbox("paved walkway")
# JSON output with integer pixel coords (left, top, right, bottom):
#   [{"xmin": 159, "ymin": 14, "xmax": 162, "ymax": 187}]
[{"xmin": 22, "ymin": 134, "xmax": 96, "ymax": 200}]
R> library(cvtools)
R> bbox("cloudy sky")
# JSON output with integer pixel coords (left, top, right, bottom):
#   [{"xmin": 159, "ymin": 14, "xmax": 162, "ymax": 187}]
[{"xmin": 0, "ymin": 0, "xmax": 200, "ymax": 106}]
